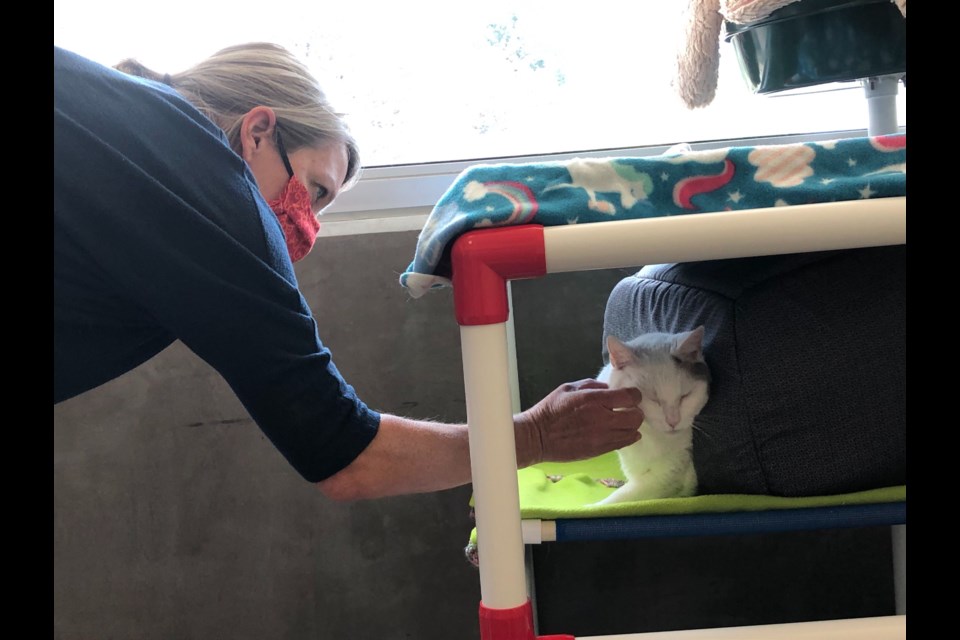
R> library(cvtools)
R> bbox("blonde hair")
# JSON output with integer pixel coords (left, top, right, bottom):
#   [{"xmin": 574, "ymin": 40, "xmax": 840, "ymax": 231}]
[{"xmin": 115, "ymin": 43, "xmax": 361, "ymax": 187}]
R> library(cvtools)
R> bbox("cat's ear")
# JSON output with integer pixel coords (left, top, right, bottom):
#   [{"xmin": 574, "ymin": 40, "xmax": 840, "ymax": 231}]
[
  {"xmin": 673, "ymin": 326, "xmax": 705, "ymax": 362},
  {"xmin": 606, "ymin": 335, "xmax": 634, "ymax": 369}
]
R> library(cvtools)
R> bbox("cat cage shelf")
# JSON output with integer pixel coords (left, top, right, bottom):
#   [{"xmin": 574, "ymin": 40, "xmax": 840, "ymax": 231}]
[
  {"xmin": 452, "ymin": 197, "xmax": 905, "ymax": 638},
  {"xmin": 520, "ymin": 501, "xmax": 906, "ymax": 544}
]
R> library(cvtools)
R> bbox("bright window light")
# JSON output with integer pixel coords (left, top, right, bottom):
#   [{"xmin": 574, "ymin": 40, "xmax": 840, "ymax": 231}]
[{"xmin": 54, "ymin": 0, "xmax": 905, "ymax": 169}]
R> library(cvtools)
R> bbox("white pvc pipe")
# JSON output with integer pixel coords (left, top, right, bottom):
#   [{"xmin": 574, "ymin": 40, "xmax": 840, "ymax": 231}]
[
  {"xmin": 460, "ymin": 322, "xmax": 528, "ymax": 609},
  {"xmin": 521, "ymin": 519, "xmax": 557, "ymax": 544},
  {"xmin": 582, "ymin": 615, "xmax": 905, "ymax": 640},
  {"xmin": 544, "ymin": 197, "xmax": 906, "ymax": 274},
  {"xmin": 520, "ymin": 519, "xmax": 543, "ymax": 545}
]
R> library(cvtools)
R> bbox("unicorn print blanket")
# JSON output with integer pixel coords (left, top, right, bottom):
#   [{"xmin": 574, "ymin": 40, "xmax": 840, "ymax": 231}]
[{"xmin": 399, "ymin": 134, "xmax": 906, "ymax": 298}]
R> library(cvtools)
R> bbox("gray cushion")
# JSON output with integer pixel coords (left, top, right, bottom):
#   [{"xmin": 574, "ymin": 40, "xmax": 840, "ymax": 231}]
[{"xmin": 602, "ymin": 245, "xmax": 906, "ymax": 497}]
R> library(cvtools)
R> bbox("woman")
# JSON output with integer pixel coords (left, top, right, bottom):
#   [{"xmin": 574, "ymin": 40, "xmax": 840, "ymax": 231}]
[{"xmin": 53, "ymin": 43, "xmax": 643, "ymax": 500}]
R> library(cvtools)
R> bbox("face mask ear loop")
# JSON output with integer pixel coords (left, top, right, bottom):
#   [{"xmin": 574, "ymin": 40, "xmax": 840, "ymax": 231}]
[{"xmin": 275, "ymin": 125, "xmax": 295, "ymax": 179}]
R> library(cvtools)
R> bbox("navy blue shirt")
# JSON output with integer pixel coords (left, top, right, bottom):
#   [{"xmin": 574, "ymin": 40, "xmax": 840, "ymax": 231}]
[{"xmin": 53, "ymin": 46, "xmax": 380, "ymax": 482}]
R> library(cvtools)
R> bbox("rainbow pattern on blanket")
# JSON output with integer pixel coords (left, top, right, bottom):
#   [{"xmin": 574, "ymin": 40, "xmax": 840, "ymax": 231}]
[{"xmin": 400, "ymin": 135, "xmax": 906, "ymax": 297}]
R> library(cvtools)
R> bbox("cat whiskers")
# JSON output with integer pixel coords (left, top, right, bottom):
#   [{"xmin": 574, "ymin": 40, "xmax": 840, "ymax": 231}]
[
  {"xmin": 690, "ymin": 417, "xmax": 719, "ymax": 443},
  {"xmin": 691, "ymin": 424, "xmax": 714, "ymax": 442},
  {"xmin": 690, "ymin": 411, "xmax": 740, "ymax": 444}
]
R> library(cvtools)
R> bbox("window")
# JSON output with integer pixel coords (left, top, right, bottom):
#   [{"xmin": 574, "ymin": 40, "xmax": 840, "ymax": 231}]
[{"xmin": 54, "ymin": 0, "xmax": 905, "ymax": 220}]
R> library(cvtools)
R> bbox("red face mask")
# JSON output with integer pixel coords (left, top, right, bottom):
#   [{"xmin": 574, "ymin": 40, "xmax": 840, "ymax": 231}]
[
  {"xmin": 266, "ymin": 126, "xmax": 320, "ymax": 263},
  {"xmin": 267, "ymin": 175, "xmax": 319, "ymax": 263}
]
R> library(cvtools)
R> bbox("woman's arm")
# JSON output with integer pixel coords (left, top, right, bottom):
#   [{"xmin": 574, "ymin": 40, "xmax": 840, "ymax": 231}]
[{"xmin": 316, "ymin": 379, "xmax": 643, "ymax": 501}]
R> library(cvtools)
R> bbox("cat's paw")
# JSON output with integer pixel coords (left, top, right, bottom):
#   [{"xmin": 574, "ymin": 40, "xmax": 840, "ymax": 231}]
[
  {"xmin": 594, "ymin": 482, "xmax": 637, "ymax": 506},
  {"xmin": 595, "ymin": 492, "xmax": 631, "ymax": 506}
]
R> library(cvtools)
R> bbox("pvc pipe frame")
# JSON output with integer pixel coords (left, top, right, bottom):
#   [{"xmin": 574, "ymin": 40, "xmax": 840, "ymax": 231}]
[
  {"xmin": 543, "ymin": 197, "xmax": 906, "ymax": 274},
  {"xmin": 456, "ymin": 196, "xmax": 907, "ymax": 627},
  {"xmin": 461, "ymin": 322, "xmax": 528, "ymax": 609}
]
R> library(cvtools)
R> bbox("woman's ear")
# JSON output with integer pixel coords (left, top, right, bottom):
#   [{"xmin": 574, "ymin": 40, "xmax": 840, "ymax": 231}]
[{"xmin": 238, "ymin": 106, "xmax": 277, "ymax": 162}]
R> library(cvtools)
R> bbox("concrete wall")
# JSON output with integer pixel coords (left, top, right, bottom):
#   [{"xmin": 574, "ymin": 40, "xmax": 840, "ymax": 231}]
[{"xmin": 54, "ymin": 229, "xmax": 895, "ymax": 639}]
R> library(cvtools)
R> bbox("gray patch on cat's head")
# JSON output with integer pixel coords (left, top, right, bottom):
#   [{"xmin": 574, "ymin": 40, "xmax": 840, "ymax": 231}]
[
  {"xmin": 616, "ymin": 326, "xmax": 710, "ymax": 382},
  {"xmin": 674, "ymin": 326, "xmax": 711, "ymax": 383},
  {"xmin": 677, "ymin": 357, "xmax": 711, "ymax": 383}
]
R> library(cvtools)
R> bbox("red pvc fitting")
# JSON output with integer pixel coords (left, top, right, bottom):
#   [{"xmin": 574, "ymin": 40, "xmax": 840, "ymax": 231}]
[
  {"xmin": 479, "ymin": 600, "xmax": 535, "ymax": 640},
  {"xmin": 478, "ymin": 600, "xmax": 574, "ymax": 640},
  {"xmin": 451, "ymin": 225, "xmax": 546, "ymax": 326}
]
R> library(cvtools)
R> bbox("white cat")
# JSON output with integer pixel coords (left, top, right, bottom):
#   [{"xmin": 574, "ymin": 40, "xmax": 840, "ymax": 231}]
[{"xmin": 595, "ymin": 326, "xmax": 710, "ymax": 505}]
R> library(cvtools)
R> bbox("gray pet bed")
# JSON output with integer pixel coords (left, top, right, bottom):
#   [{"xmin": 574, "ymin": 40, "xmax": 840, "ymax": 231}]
[{"xmin": 602, "ymin": 245, "xmax": 906, "ymax": 497}]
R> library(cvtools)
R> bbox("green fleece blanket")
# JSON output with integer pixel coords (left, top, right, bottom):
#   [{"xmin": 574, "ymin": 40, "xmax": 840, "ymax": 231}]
[{"xmin": 466, "ymin": 452, "xmax": 905, "ymax": 551}]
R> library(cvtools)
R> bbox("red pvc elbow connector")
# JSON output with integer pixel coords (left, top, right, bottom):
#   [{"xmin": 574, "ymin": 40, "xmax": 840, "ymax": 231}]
[{"xmin": 451, "ymin": 225, "xmax": 547, "ymax": 326}]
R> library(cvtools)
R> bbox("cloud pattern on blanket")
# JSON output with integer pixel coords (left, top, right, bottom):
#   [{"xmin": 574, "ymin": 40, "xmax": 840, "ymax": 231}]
[{"xmin": 400, "ymin": 134, "xmax": 906, "ymax": 298}]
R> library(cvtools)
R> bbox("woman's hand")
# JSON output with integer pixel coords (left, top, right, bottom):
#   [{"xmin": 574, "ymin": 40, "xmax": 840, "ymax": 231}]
[{"xmin": 514, "ymin": 378, "xmax": 644, "ymax": 467}]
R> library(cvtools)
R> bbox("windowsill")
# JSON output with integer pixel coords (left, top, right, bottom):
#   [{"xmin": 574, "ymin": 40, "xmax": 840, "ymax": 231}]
[{"xmin": 318, "ymin": 207, "xmax": 432, "ymax": 237}]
